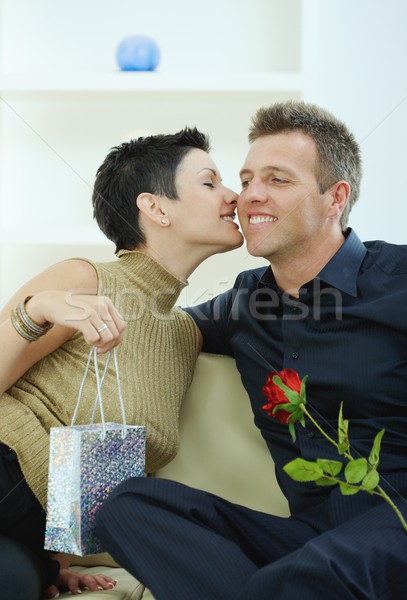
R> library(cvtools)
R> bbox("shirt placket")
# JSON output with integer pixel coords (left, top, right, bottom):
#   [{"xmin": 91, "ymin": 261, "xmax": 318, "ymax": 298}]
[{"xmin": 281, "ymin": 292, "xmax": 319, "ymax": 454}]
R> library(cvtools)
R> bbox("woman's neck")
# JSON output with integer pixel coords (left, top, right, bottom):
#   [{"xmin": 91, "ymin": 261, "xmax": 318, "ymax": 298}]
[{"xmin": 132, "ymin": 243, "xmax": 212, "ymax": 283}]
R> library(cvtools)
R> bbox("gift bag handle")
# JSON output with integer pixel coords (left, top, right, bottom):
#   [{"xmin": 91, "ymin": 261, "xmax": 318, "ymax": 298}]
[{"xmin": 72, "ymin": 347, "xmax": 128, "ymax": 440}]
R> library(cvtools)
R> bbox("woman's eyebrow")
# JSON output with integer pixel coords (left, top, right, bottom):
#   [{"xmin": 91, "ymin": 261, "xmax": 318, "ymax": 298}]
[{"xmin": 198, "ymin": 168, "xmax": 217, "ymax": 176}]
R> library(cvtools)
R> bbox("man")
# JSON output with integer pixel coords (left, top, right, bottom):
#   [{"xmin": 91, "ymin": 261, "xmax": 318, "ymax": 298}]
[{"xmin": 95, "ymin": 101, "xmax": 407, "ymax": 599}]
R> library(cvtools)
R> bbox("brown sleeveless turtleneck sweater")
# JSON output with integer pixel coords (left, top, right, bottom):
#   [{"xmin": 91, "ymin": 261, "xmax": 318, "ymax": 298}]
[{"xmin": 0, "ymin": 251, "xmax": 199, "ymax": 507}]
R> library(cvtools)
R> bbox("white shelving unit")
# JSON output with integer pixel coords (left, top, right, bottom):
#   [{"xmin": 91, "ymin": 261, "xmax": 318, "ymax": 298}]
[
  {"xmin": 0, "ymin": 72, "xmax": 303, "ymax": 93},
  {"xmin": 0, "ymin": 0, "xmax": 303, "ymax": 307}
]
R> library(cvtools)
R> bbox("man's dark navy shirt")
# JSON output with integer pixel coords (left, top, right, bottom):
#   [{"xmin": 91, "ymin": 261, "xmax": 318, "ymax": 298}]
[{"xmin": 185, "ymin": 230, "xmax": 407, "ymax": 515}]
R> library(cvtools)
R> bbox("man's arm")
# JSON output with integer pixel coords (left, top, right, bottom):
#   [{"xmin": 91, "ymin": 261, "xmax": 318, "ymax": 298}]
[{"xmin": 184, "ymin": 287, "xmax": 236, "ymax": 357}]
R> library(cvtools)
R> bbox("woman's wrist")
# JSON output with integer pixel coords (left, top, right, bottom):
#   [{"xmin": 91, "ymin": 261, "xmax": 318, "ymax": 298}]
[
  {"xmin": 10, "ymin": 295, "xmax": 53, "ymax": 342},
  {"xmin": 25, "ymin": 294, "xmax": 51, "ymax": 327}
]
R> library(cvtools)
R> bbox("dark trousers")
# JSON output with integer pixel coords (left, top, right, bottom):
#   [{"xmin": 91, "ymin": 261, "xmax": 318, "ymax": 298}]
[
  {"xmin": 0, "ymin": 444, "xmax": 59, "ymax": 599},
  {"xmin": 0, "ymin": 537, "xmax": 43, "ymax": 600},
  {"xmin": 95, "ymin": 477, "xmax": 407, "ymax": 600}
]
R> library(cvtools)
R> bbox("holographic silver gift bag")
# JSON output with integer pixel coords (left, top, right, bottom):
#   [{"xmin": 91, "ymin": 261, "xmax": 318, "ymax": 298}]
[{"xmin": 44, "ymin": 347, "xmax": 145, "ymax": 556}]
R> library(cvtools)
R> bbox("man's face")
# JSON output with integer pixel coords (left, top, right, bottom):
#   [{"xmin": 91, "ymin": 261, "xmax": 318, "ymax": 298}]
[{"xmin": 237, "ymin": 132, "xmax": 334, "ymax": 263}]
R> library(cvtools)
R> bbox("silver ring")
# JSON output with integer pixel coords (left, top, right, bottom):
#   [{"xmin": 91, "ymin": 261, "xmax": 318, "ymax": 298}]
[{"xmin": 97, "ymin": 324, "xmax": 108, "ymax": 334}]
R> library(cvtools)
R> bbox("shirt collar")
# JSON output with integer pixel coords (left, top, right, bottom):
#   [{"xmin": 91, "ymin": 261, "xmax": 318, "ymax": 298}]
[
  {"xmin": 259, "ymin": 229, "xmax": 367, "ymax": 298},
  {"xmin": 317, "ymin": 229, "xmax": 367, "ymax": 297}
]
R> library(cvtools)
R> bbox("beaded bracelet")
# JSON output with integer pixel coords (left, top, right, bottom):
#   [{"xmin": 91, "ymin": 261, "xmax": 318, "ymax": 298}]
[{"xmin": 10, "ymin": 296, "xmax": 53, "ymax": 342}]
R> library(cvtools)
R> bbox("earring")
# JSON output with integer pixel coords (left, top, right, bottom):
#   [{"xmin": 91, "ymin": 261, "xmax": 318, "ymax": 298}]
[{"xmin": 161, "ymin": 218, "xmax": 167, "ymax": 224}]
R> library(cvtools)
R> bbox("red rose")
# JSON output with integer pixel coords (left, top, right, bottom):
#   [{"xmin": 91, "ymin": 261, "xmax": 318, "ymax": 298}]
[{"xmin": 262, "ymin": 368, "xmax": 302, "ymax": 424}]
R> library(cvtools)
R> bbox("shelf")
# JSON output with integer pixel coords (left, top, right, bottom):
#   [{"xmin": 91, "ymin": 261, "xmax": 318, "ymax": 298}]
[
  {"xmin": 0, "ymin": 71, "xmax": 302, "ymax": 93},
  {"xmin": 0, "ymin": 226, "xmax": 112, "ymax": 246},
  {"xmin": 0, "ymin": 0, "xmax": 303, "ymax": 309}
]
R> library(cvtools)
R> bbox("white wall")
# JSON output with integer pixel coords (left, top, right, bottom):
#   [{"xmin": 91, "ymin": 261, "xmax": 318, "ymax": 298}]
[
  {"xmin": 1, "ymin": 0, "xmax": 300, "ymax": 305},
  {"xmin": 0, "ymin": 0, "xmax": 406, "ymax": 308},
  {"xmin": 302, "ymin": 0, "xmax": 407, "ymax": 243},
  {"xmin": 0, "ymin": 0, "xmax": 300, "ymax": 74}
]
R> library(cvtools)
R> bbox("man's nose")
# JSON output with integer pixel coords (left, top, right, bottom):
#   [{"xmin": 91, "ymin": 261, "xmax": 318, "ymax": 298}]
[{"xmin": 239, "ymin": 180, "xmax": 268, "ymax": 203}]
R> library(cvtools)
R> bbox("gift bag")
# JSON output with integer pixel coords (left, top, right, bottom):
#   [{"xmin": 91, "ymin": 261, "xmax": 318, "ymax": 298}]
[{"xmin": 44, "ymin": 347, "xmax": 146, "ymax": 556}]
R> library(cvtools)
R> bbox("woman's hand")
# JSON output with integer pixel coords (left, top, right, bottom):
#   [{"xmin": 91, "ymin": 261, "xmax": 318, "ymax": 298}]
[
  {"xmin": 0, "ymin": 260, "xmax": 126, "ymax": 395},
  {"xmin": 45, "ymin": 568, "xmax": 118, "ymax": 597},
  {"xmin": 26, "ymin": 291, "xmax": 126, "ymax": 353}
]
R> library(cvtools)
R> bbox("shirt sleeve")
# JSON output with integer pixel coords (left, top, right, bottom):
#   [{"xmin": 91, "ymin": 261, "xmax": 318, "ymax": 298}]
[{"xmin": 184, "ymin": 287, "xmax": 235, "ymax": 357}]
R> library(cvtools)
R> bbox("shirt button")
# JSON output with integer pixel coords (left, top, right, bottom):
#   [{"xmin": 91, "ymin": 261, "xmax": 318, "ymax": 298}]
[
  {"xmin": 307, "ymin": 432, "xmax": 315, "ymax": 439},
  {"xmin": 291, "ymin": 305, "xmax": 299, "ymax": 311},
  {"xmin": 291, "ymin": 352, "xmax": 299, "ymax": 359}
]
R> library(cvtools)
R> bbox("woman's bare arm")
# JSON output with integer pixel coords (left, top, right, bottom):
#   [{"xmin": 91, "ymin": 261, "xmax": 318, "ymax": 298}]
[{"xmin": 0, "ymin": 259, "xmax": 125, "ymax": 397}]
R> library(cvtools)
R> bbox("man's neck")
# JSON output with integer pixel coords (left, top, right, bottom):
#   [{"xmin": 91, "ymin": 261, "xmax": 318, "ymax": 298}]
[{"xmin": 270, "ymin": 232, "xmax": 346, "ymax": 297}]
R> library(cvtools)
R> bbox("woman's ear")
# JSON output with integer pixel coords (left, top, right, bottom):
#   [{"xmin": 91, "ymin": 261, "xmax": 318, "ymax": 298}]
[
  {"xmin": 136, "ymin": 193, "xmax": 170, "ymax": 226},
  {"xmin": 326, "ymin": 180, "xmax": 351, "ymax": 219}
]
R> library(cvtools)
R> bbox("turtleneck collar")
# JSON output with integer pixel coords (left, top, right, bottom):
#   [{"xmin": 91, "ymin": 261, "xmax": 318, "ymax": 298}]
[{"xmin": 116, "ymin": 250, "xmax": 188, "ymax": 314}]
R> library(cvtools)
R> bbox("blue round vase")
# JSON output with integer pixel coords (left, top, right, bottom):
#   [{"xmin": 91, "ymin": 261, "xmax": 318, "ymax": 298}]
[{"xmin": 116, "ymin": 35, "xmax": 160, "ymax": 71}]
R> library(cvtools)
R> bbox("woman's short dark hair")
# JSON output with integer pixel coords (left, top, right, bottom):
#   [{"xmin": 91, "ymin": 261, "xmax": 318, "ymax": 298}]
[{"xmin": 92, "ymin": 127, "xmax": 210, "ymax": 253}]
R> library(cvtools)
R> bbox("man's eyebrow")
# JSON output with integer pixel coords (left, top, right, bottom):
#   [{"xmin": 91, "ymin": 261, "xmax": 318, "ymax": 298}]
[{"xmin": 239, "ymin": 165, "xmax": 295, "ymax": 178}]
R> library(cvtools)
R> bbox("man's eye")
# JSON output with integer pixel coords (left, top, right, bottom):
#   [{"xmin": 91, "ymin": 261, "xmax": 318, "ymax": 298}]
[
  {"xmin": 272, "ymin": 178, "xmax": 288, "ymax": 184},
  {"xmin": 241, "ymin": 180, "xmax": 250, "ymax": 189}
]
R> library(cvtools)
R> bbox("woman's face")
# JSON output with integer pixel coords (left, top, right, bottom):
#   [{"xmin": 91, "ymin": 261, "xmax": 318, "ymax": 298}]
[{"xmin": 167, "ymin": 148, "xmax": 243, "ymax": 253}]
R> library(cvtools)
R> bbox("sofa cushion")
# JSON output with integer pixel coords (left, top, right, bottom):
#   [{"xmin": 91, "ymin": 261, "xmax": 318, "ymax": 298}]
[
  {"xmin": 65, "ymin": 353, "xmax": 289, "ymax": 600},
  {"xmin": 156, "ymin": 353, "xmax": 289, "ymax": 516}
]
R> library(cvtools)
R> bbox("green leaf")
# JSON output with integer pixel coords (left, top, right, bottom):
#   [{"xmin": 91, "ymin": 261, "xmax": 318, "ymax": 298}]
[
  {"xmin": 337, "ymin": 402, "xmax": 350, "ymax": 455},
  {"xmin": 337, "ymin": 440, "xmax": 350, "ymax": 456},
  {"xmin": 368, "ymin": 429, "xmax": 385, "ymax": 469},
  {"xmin": 315, "ymin": 476, "xmax": 338, "ymax": 487},
  {"xmin": 272, "ymin": 403, "xmax": 296, "ymax": 414},
  {"xmin": 299, "ymin": 375, "xmax": 308, "ymax": 404},
  {"xmin": 272, "ymin": 376, "xmax": 302, "ymax": 406},
  {"xmin": 339, "ymin": 482, "xmax": 360, "ymax": 495},
  {"xmin": 288, "ymin": 412, "xmax": 306, "ymax": 427},
  {"xmin": 288, "ymin": 422, "xmax": 297, "ymax": 443},
  {"xmin": 283, "ymin": 458, "xmax": 323, "ymax": 482},
  {"xmin": 338, "ymin": 401, "xmax": 347, "ymax": 432},
  {"xmin": 288, "ymin": 409, "xmax": 306, "ymax": 424},
  {"xmin": 344, "ymin": 458, "xmax": 368, "ymax": 484},
  {"xmin": 316, "ymin": 458, "xmax": 343, "ymax": 477},
  {"xmin": 361, "ymin": 469, "xmax": 380, "ymax": 491}
]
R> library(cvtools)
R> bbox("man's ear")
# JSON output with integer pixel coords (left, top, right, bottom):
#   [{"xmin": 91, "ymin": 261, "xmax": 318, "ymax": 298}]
[
  {"xmin": 326, "ymin": 180, "xmax": 351, "ymax": 219},
  {"xmin": 136, "ymin": 193, "xmax": 169, "ymax": 226}
]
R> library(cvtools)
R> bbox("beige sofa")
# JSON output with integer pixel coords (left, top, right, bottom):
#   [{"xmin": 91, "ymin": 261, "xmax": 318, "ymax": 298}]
[{"xmin": 57, "ymin": 353, "xmax": 290, "ymax": 599}]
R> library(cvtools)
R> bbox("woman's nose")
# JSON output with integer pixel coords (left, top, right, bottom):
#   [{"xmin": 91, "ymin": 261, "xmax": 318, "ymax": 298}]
[{"xmin": 224, "ymin": 187, "xmax": 238, "ymax": 204}]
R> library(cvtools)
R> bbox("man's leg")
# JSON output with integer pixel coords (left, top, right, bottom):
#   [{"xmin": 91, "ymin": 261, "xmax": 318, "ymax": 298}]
[
  {"xmin": 236, "ymin": 501, "xmax": 407, "ymax": 600},
  {"xmin": 0, "ymin": 536, "xmax": 43, "ymax": 600},
  {"xmin": 0, "ymin": 444, "xmax": 60, "ymax": 592},
  {"xmin": 96, "ymin": 477, "xmax": 325, "ymax": 600}
]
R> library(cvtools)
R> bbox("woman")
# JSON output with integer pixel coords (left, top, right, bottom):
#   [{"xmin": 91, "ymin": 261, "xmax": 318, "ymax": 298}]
[{"xmin": 0, "ymin": 128, "xmax": 243, "ymax": 598}]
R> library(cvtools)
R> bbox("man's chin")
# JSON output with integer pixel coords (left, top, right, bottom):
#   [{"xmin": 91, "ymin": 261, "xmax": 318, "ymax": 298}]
[{"xmin": 245, "ymin": 241, "xmax": 269, "ymax": 258}]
